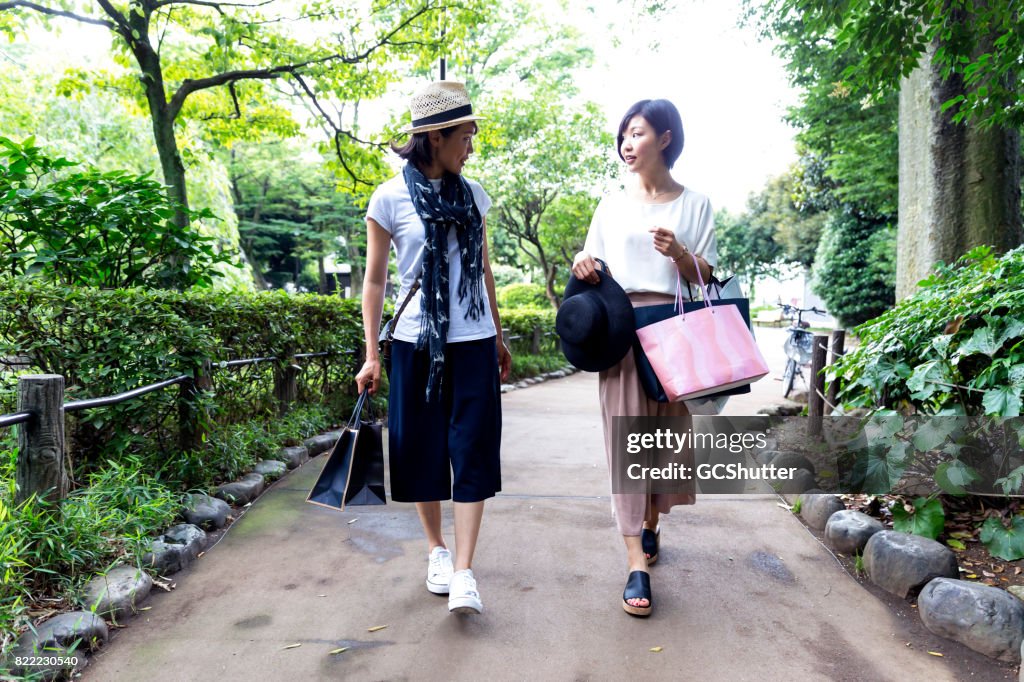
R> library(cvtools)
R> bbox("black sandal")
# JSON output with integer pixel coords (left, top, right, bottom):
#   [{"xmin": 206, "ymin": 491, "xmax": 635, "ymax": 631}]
[
  {"xmin": 642, "ymin": 526, "xmax": 660, "ymax": 565},
  {"xmin": 622, "ymin": 570, "xmax": 652, "ymax": 617}
]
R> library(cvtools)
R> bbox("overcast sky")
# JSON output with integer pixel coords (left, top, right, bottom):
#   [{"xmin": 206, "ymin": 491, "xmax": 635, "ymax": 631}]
[{"xmin": 563, "ymin": 0, "xmax": 800, "ymax": 213}]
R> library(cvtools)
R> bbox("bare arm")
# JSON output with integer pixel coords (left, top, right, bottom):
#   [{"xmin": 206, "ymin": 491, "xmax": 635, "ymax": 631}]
[
  {"xmin": 481, "ymin": 218, "xmax": 512, "ymax": 381},
  {"xmin": 354, "ymin": 218, "xmax": 391, "ymax": 395}
]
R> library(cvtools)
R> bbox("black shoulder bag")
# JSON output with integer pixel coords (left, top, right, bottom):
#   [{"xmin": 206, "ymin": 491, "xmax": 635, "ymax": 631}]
[{"xmin": 378, "ymin": 278, "xmax": 420, "ymax": 376}]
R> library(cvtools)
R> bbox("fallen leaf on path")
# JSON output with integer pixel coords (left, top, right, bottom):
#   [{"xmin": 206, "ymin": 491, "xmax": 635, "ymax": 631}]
[
  {"xmin": 367, "ymin": 625, "xmax": 388, "ymax": 633},
  {"xmin": 329, "ymin": 648, "xmax": 349, "ymax": 655},
  {"xmin": 347, "ymin": 519, "xmax": 358, "ymax": 525},
  {"xmin": 283, "ymin": 643, "xmax": 302, "ymax": 650},
  {"xmin": 983, "ymin": 570, "xmax": 996, "ymax": 578},
  {"xmin": 927, "ymin": 651, "xmax": 943, "ymax": 657},
  {"xmin": 966, "ymin": 574, "xmax": 978, "ymax": 579},
  {"xmin": 1016, "ymin": 567, "xmax": 1022, "ymax": 575},
  {"xmin": 649, "ymin": 647, "xmax": 663, "ymax": 653},
  {"xmin": 946, "ymin": 539, "xmax": 965, "ymax": 551},
  {"xmin": 993, "ymin": 565, "xmax": 1005, "ymax": 573},
  {"xmin": 139, "ymin": 606, "xmax": 152, "ymax": 611}
]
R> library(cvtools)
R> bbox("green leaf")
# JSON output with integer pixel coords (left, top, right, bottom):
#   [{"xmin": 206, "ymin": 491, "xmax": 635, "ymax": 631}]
[
  {"xmin": 911, "ymin": 416, "xmax": 963, "ymax": 451},
  {"xmin": 892, "ymin": 497, "xmax": 945, "ymax": 540},
  {"xmin": 979, "ymin": 516, "xmax": 1024, "ymax": 561},
  {"xmin": 958, "ymin": 325, "xmax": 1000, "ymax": 357},
  {"xmin": 934, "ymin": 460, "xmax": 980, "ymax": 495},
  {"xmin": 946, "ymin": 538, "xmax": 965, "ymax": 551},
  {"xmin": 982, "ymin": 387, "xmax": 1022, "ymax": 417},
  {"xmin": 994, "ymin": 465, "xmax": 1024, "ymax": 496}
]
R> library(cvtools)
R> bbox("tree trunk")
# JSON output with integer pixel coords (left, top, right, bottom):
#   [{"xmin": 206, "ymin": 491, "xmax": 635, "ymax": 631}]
[
  {"xmin": 544, "ymin": 263, "xmax": 560, "ymax": 309},
  {"xmin": 897, "ymin": 36, "xmax": 1022, "ymax": 299}
]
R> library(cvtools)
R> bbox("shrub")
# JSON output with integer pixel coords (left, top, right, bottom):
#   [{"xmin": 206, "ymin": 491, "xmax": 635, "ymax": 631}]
[
  {"xmin": 0, "ymin": 281, "xmax": 363, "ymax": 486},
  {"xmin": 497, "ymin": 282, "xmax": 550, "ymax": 309},
  {"xmin": 833, "ymin": 245, "xmax": 1024, "ymax": 416},
  {"xmin": 0, "ymin": 136, "xmax": 234, "ymax": 289},
  {"xmin": 811, "ymin": 210, "xmax": 895, "ymax": 328}
]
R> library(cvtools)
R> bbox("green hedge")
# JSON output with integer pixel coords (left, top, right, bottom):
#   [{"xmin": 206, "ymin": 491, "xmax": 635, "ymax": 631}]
[
  {"xmin": 0, "ymin": 281, "xmax": 366, "ymax": 486},
  {"xmin": 833, "ymin": 245, "xmax": 1024, "ymax": 415}
]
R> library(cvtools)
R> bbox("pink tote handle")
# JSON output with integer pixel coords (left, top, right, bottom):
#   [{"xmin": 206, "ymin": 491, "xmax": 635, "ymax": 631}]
[{"xmin": 675, "ymin": 252, "xmax": 712, "ymax": 318}]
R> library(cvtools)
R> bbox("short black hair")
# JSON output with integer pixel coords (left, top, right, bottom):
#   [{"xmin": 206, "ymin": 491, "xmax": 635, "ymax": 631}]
[
  {"xmin": 616, "ymin": 99, "xmax": 684, "ymax": 169},
  {"xmin": 390, "ymin": 122, "xmax": 477, "ymax": 168}
]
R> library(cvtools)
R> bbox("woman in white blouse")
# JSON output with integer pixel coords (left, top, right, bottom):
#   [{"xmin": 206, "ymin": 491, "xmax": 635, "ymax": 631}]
[{"xmin": 571, "ymin": 99, "xmax": 717, "ymax": 617}]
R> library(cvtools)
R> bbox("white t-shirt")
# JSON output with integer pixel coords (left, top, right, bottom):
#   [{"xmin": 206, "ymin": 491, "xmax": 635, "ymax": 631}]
[
  {"xmin": 583, "ymin": 188, "xmax": 718, "ymax": 296},
  {"xmin": 366, "ymin": 174, "xmax": 495, "ymax": 343}
]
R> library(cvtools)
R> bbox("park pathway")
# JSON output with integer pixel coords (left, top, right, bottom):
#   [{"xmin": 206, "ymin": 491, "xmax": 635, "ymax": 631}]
[{"xmin": 83, "ymin": 329, "xmax": 1014, "ymax": 681}]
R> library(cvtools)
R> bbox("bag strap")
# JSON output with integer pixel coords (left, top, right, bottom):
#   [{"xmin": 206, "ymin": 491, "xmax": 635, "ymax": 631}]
[
  {"xmin": 385, "ymin": 277, "xmax": 421, "ymax": 342},
  {"xmin": 348, "ymin": 389, "xmax": 369, "ymax": 429},
  {"xmin": 675, "ymin": 253, "xmax": 712, "ymax": 317}
]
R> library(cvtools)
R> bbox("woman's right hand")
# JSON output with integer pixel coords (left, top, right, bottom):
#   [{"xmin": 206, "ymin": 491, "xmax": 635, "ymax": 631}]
[
  {"xmin": 355, "ymin": 359, "xmax": 381, "ymax": 396},
  {"xmin": 571, "ymin": 251, "xmax": 605, "ymax": 284}
]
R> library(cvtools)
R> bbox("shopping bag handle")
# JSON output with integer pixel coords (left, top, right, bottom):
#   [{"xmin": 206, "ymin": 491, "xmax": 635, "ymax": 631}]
[
  {"xmin": 348, "ymin": 389, "xmax": 370, "ymax": 429},
  {"xmin": 675, "ymin": 253, "xmax": 712, "ymax": 317}
]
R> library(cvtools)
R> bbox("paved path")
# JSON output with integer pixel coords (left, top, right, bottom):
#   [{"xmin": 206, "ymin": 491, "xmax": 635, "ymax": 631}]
[{"xmin": 84, "ymin": 329, "xmax": 1014, "ymax": 681}]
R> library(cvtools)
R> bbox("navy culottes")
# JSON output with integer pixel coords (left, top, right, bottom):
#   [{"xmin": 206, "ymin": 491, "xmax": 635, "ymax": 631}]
[{"xmin": 387, "ymin": 336, "xmax": 502, "ymax": 503}]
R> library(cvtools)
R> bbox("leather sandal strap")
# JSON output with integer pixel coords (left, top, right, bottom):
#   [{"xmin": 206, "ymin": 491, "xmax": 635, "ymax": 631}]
[{"xmin": 622, "ymin": 570, "xmax": 652, "ymax": 602}]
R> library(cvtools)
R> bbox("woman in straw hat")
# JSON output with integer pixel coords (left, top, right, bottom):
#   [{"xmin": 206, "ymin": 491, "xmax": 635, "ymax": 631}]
[
  {"xmin": 355, "ymin": 81, "xmax": 511, "ymax": 615},
  {"xmin": 570, "ymin": 98, "xmax": 717, "ymax": 617}
]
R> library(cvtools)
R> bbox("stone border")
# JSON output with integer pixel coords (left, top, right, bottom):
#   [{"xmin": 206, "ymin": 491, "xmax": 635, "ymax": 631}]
[
  {"xmin": 3, "ymin": 432, "xmax": 329, "ymax": 680},
  {"xmin": 500, "ymin": 364, "xmax": 579, "ymax": 394},
  {"xmin": 786, "ymin": 488, "xmax": 1024, "ymax": 670}
]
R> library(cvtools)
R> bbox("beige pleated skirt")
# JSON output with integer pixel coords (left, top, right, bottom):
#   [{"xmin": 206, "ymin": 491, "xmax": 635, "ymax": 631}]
[{"xmin": 599, "ymin": 292, "xmax": 695, "ymax": 536}]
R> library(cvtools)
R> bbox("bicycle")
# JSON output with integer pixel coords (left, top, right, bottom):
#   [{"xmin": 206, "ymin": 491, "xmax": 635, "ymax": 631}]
[{"xmin": 779, "ymin": 303, "xmax": 826, "ymax": 399}]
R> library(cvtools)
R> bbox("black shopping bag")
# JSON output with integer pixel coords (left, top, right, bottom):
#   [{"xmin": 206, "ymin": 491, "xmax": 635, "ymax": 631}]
[
  {"xmin": 306, "ymin": 390, "xmax": 386, "ymax": 511},
  {"xmin": 633, "ymin": 294, "xmax": 754, "ymax": 403}
]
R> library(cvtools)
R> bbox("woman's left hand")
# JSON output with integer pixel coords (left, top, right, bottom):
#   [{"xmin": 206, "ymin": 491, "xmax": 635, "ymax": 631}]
[
  {"xmin": 649, "ymin": 227, "xmax": 686, "ymax": 260},
  {"xmin": 497, "ymin": 341, "xmax": 512, "ymax": 382}
]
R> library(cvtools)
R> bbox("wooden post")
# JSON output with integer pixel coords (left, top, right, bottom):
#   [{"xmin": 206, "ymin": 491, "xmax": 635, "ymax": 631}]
[
  {"xmin": 274, "ymin": 347, "xmax": 299, "ymax": 415},
  {"xmin": 16, "ymin": 375, "xmax": 68, "ymax": 505},
  {"xmin": 808, "ymin": 335, "xmax": 829, "ymax": 437},
  {"xmin": 530, "ymin": 326, "xmax": 543, "ymax": 355},
  {"xmin": 179, "ymin": 360, "xmax": 211, "ymax": 453},
  {"xmin": 827, "ymin": 330, "xmax": 846, "ymax": 410}
]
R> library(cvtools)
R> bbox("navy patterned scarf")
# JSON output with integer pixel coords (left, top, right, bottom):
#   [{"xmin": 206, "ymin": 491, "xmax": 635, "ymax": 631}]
[{"xmin": 402, "ymin": 162, "xmax": 485, "ymax": 401}]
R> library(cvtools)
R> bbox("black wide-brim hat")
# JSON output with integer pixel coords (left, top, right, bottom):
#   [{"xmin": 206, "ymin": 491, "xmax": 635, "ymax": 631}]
[{"xmin": 556, "ymin": 269, "xmax": 635, "ymax": 372}]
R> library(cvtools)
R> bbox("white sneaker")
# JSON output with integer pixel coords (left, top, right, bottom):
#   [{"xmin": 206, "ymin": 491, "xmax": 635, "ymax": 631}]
[
  {"xmin": 426, "ymin": 546, "xmax": 453, "ymax": 595},
  {"xmin": 448, "ymin": 569, "xmax": 483, "ymax": 614}
]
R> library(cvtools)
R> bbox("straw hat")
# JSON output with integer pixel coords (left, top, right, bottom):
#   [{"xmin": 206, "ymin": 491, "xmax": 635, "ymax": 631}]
[
  {"xmin": 556, "ymin": 269, "xmax": 635, "ymax": 372},
  {"xmin": 405, "ymin": 81, "xmax": 483, "ymax": 134}
]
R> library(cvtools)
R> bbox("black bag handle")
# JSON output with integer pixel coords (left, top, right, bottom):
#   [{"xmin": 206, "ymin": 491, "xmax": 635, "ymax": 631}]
[{"xmin": 348, "ymin": 389, "xmax": 370, "ymax": 429}]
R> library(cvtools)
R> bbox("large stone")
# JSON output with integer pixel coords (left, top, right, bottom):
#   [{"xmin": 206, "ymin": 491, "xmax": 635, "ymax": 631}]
[
  {"xmin": 253, "ymin": 459, "xmax": 287, "ymax": 480},
  {"xmin": 771, "ymin": 451, "xmax": 817, "ymax": 476},
  {"xmin": 918, "ymin": 578, "xmax": 1024, "ymax": 663},
  {"xmin": 143, "ymin": 523, "xmax": 207, "ymax": 575},
  {"xmin": 825, "ymin": 510, "xmax": 884, "ymax": 554},
  {"xmin": 10, "ymin": 611, "xmax": 107, "ymax": 680},
  {"xmin": 757, "ymin": 403, "xmax": 803, "ymax": 417},
  {"xmin": 182, "ymin": 493, "xmax": 230, "ymax": 530},
  {"xmin": 214, "ymin": 472, "xmax": 265, "ymax": 505},
  {"xmin": 773, "ymin": 468, "xmax": 817, "ymax": 494},
  {"xmin": 304, "ymin": 431, "xmax": 343, "ymax": 457},
  {"xmin": 799, "ymin": 494, "xmax": 846, "ymax": 530},
  {"xmin": 81, "ymin": 564, "xmax": 152, "ymax": 621},
  {"xmin": 279, "ymin": 446, "xmax": 309, "ymax": 470},
  {"xmin": 863, "ymin": 530, "xmax": 959, "ymax": 598}
]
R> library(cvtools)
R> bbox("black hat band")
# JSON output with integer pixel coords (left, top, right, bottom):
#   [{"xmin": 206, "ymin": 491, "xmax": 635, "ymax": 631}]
[{"xmin": 410, "ymin": 104, "xmax": 474, "ymax": 129}]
